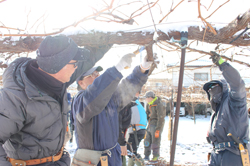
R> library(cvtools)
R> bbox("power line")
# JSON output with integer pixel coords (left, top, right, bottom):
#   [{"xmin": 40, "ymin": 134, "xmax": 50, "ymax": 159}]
[{"xmin": 146, "ymin": 0, "xmax": 158, "ymax": 33}]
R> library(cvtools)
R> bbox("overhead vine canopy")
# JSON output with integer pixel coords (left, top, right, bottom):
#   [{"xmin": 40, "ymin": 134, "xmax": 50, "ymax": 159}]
[{"xmin": 0, "ymin": 0, "xmax": 250, "ymax": 71}]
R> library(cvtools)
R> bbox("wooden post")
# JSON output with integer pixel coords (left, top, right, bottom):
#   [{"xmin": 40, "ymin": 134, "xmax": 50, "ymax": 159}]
[{"xmin": 192, "ymin": 102, "xmax": 196, "ymax": 124}]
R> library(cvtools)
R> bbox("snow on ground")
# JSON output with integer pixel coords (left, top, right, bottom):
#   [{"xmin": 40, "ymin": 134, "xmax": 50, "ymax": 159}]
[{"xmin": 65, "ymin": 115, "xmax": 216, "ymax": 165}]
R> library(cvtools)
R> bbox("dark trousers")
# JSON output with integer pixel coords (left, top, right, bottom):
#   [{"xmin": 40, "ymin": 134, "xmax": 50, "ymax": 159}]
[
  {"xmin": 144, "ymin": 124, "xmax": 164, "ymax": 157},
  {"xmin": 208, "ymin": 149, "xmax": 243, "ymax": 166},
  {"xmin": 127, "ymin": 129, "xmax": 146, "ymax": 157}
]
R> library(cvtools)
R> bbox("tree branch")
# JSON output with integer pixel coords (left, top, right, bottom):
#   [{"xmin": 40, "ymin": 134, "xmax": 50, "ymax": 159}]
[
  {"xmin": 197, "ymin": 0, "xmax": 217, "ymax": 35},
  {"xmin": 0, "ymin": 8, "xmax": 250, "ymax": 53},
  {"xmin": 159, "ymin": 0, "xmax": 184, "ymax": 23},
  {"xmin": 205, "ymin": 0, "xmax": 230, "ymax": 19}
]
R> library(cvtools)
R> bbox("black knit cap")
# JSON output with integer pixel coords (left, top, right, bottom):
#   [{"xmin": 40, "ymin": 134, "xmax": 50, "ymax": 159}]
[{"xmin": 36, "ymin": 35, "xmax": 90, "ymax": 74}]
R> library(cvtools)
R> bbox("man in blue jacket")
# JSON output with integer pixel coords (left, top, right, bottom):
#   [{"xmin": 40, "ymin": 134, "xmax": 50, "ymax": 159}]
[
  {"xmin": 203, "ymin": 51, "xmax": 250, "ymax": 166},
  {"xmin": 71, "ymin": 54, "xmax": 152, "ymax": 166}
]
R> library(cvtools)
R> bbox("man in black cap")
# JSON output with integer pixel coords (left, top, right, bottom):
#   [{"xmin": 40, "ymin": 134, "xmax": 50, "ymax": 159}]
[
  {"xmin": 203, "ymin": 51, "xmax": 249, "ymax": 166},
  {"xmin": 71, "ymin": 54, "xmax": 152, "ymax": 166},
  {"xmin": 0, "ymin": 35, "xmax": 112, "ymax": 166},
  {"xmin": 76, "ymin": 66, "xmax": 103, "ymax": 91}
]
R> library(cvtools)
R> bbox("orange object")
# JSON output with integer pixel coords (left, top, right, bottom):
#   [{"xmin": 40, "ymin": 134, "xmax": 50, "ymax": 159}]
[
  {"xmin": 66, "ymin": 125, "xmax": 69, "ymax": 132},
  {"xmin": 8, "ymin": 147, "xmax": 64, "ymax": 165},
  {"xmin": 89, "ymin": 161, "xmax": 91, "ymax": 164},
  {"xmin": 155, "ymin": 130, "xmax": 160, "ymax": 138}
]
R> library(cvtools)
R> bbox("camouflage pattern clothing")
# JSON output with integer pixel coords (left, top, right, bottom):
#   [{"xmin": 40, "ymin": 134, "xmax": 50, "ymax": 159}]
[{"xmin": 144, "ymin": 97, "xmax": 166, "ymax": 158}]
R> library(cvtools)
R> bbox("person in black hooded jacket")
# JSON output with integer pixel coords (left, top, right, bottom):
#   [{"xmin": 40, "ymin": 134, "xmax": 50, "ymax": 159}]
[{"xmin": 203, "ymin": 51, "xmax": 249, "ymax": 166}]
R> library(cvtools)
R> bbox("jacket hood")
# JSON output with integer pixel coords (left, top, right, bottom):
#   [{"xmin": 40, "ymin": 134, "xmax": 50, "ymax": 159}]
[
  {"xmin": 203, "ymin": 79, "xmax": 228, "ymax": 100},
  {"xmin": 3, "ymin": 57, "xmax": 29, "ymax": 90},
  {"xmin": 3, "ymin": 57, "xmax": 45, "ymax": 99}
]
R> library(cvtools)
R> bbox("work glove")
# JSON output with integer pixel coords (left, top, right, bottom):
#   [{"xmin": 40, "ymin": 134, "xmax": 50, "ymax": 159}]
[
  {"xmin": 155, "ymin": 130, "xmax": 160, "ymax": 138},
  {"xmin": 210, "ymin": 51, "xmax": 224, "ymax": 66},
  {"xmin": 140, "ymin": 56, "xmax": 153, "ymax": 70},
  {"xmin": 115, "ymin": 53, "xmax": 135, "ymax": 72}
]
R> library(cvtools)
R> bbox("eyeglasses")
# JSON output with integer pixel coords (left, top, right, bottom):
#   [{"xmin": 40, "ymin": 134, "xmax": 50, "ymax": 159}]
[
  {"xmin": 84, "ymin": 71, "xmax": 100, "ymax": 79},
  {"xmin": 68, "ymin": 61, "xmax": 78, "ymax": 68}
]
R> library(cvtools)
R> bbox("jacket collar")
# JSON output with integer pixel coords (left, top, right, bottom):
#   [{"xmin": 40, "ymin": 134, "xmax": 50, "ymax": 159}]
[{"xmin": 148, "ymin": 96, "xmax": 158, "ymax": 105}]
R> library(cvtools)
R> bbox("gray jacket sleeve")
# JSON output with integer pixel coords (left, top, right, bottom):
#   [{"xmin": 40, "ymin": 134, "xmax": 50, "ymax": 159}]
[
  {"xmin": 0, "ymin": 90, "xmax": 26, "ymax": 166},
  {"xmin": 219, "ymin": 62, "xmax": 246, "ymax": 100},
  {"xmin": 66, "ymin": 44, "xmax": 112, "ymax": 86},
  {"xmin": 114, "ymin": 66, "xmax": 148, "ymax": 112}
]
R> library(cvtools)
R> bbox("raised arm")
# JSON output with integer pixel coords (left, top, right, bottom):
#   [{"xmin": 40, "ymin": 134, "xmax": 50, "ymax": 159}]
[
  {"xmin": 219, "ymin": 62, "xmax": 245, "ymax": 99},
  {"xmin": 114, "ymin": 66, "xmax": 148, "ymax": 112},
  {"xmin": 114, "ymin": 55, "xmax": 151, "ymax": 112},
  {"xmin": 210, "ymin": 51, "xmax": 246, "ymax": 100},
  {"xmin": 73, "ymin": 67, "xmax": 123, "ymax": 124}
]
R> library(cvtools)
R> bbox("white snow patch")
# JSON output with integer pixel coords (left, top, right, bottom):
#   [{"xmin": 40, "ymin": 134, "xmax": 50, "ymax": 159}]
[
  {"xmin": 66, "ymin": 115, "xmax": 220, "ymax": 165},
  {"xmin": 117, "ymin": 33, "xmax": 122, "ymax": 36},
  {"xmin": 3, "ymin": 41, "xmax": 9, "ymax": 45},
  {"xmin": 61, "ymin": 20, "xmax": 226, "ymax": 38},
  {"xmin": 10, "ymin": 36, "xmax": 21, "ymax": 41}
]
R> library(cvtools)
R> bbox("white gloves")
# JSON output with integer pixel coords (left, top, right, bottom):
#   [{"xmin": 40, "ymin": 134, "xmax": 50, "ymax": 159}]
[
  {"xmin": 140, "ymin": 56, "xmax": 153, "ymax": 70},
  {"xmin": 115, "ymin": 53, "xmax": 135, "ymax": 72}
]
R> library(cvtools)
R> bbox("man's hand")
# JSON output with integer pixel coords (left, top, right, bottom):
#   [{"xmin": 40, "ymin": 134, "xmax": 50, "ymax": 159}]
[
  {"xmin": 115, "ymin": 53, "xmax": 135, "ymax": 72},
  {"xmin": 210, "ymin": 51, "xmax": 224, "ymax": 66},
  {"xmin": 120, "ymin": 145, "xmax": 128, "ymax": 156},
  {"xmin": 140, "ymin": 56, "xmax": 153, "ymax": 71},
  {"xmin": 155, "ymin": 130, "xmax": 160, "ymax": 138}
]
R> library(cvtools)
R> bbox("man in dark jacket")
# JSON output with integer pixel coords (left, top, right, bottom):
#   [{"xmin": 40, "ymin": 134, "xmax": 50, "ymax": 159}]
[
  {"xmin": 118, "ymin": 99, "xmax": 133, "ymax": 166},
  {"xmin": 143, "ymin": 91, "xmax": 166, "ymax": 161},
  {"xmin": 0, "ymin": 35, "xmax": 111, "ymax": 166},
  {"xmin": 203, "ymin": 51, "xmax": 249, "ymax": 166},
  {"xmin": 118, "ymin": 91, "xmax": 147, "ymax": 166},
  {"xmin": 118, "ymin": 100, "xmax": 133, "ymax": 152},
  {"xmin": 126, "ymin": 91, "xmax": 148, "ymax": 166},
  {"xmin": 71, "ymin": 54, "xmax": 152, "ymax": 166}
]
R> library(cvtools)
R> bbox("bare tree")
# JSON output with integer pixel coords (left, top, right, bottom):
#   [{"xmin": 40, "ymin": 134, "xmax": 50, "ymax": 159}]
[{"xmin": 0, "ymin": 0, "xmax": 249, "ymax": 70}]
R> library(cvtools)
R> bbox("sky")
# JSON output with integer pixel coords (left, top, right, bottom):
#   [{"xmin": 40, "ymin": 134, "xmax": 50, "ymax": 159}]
[{"xmin": 0, "ymin": 0, "xmax": 250, "ymax": 83}]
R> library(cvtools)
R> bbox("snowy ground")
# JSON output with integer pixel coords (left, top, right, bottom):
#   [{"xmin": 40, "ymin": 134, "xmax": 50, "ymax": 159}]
[{"xmin": 65, "ymin": 115, "xmax": 215, "ymax": 165}]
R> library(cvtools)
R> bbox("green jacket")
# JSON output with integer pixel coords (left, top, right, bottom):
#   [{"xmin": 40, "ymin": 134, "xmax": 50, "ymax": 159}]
[{"xmin": 146, "ymin": 97, "xmax": 166, "ymax": 131}]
